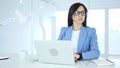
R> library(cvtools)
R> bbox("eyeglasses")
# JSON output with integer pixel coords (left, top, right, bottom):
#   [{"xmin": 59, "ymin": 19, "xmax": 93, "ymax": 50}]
[{"xmin": 74, "ymin": 11, "xmax": 86, "ymax": 16}]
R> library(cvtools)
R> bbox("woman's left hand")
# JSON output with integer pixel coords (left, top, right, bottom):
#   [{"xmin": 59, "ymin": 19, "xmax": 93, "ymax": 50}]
[{"xmin": 74, "ymin": 53, "xmax": 80, "ymax": 61}]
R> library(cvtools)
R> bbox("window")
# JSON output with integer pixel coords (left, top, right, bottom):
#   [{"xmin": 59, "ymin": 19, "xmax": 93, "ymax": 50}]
[
  {"xmin": 56, "ymin": 11, "xmax": 68, "ymax": 39},
  {"xmin": 109, "ymin": 9, "xmax": 120, "ymax": 55},
  {"xmin": 87, "ymin": 9, "xmax": 105, "ymax": 54}
]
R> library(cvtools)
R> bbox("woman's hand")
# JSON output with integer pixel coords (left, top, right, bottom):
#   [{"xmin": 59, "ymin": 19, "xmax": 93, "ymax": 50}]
[{"xmin": 74, "ymin": 53, "xmax": 80, "ymax": 62}]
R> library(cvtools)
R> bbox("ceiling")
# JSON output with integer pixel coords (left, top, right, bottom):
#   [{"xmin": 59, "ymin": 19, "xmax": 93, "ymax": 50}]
[
  {"xmin": 40, "ymin": 0, "xmax": 89, "ymax": 10},
  {"xmin": 39, "ymin": 0, "xmax": 120, "ymax": 10}
]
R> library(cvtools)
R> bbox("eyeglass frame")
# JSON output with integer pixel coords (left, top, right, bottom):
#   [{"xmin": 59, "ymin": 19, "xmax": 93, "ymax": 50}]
[{"xmin": 74, "ymin": 11, "xmax": 86, "ymax": 16}]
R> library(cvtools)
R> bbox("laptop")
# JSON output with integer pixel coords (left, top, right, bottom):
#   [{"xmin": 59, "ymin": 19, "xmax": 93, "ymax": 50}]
[{"xmin": 34, "ymin": 40, "xmax": 75, "ymax": 65}]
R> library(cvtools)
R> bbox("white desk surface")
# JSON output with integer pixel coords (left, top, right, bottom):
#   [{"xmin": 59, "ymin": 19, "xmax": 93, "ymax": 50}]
[{"xmin": 0, "ymin": 53, "xmax": 120, "ymax": 68}]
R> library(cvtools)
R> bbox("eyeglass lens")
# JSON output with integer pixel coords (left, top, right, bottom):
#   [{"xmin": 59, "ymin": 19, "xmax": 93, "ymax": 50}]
[{"xmin": 74, "ymin": 11, "xmax": 85, "ymax": 16}]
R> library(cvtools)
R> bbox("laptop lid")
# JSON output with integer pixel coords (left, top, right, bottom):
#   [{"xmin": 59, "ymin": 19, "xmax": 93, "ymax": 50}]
[{"xmin": 35, "ymin": 40, "xmax": 75, "ymax": 65}]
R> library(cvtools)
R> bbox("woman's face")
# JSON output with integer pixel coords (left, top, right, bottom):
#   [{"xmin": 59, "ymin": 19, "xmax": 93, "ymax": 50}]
[{"xmin": 72, "ymin": 6, "xmax": 85, "ymax": 25}]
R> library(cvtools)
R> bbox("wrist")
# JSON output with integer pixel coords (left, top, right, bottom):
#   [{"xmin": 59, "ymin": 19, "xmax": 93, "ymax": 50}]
[
  {"xmin": 76, "ymin": 53, "xmax": 82, "ymax": 60},
  {"xmin": 77, "ymin": 54, "xmax": 80, "ymax": 59}
]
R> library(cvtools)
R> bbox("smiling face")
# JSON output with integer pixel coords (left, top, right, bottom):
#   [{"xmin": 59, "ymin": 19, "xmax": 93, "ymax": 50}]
[{"xmin": 72, "ymin": 6, "xmax": 86, "ymax": 25}]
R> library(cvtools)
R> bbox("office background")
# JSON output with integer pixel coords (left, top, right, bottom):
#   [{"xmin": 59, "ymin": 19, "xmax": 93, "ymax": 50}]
[{"xmin": 0, "ymin": 0, "xmax": 120, "ymax": 58}]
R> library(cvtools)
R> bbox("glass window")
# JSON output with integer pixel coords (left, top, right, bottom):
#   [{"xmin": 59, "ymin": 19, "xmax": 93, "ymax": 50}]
[
  {"xmin": 87, "ymin": 9, "xmax": 105, "ymax": 54},
  {"xmin": 56, "ymin": 11, "xmax": 68, "ymax": 39},
  {"xmin": 109, "ymin": 9, "xmax": 120, "ymax": 55}
]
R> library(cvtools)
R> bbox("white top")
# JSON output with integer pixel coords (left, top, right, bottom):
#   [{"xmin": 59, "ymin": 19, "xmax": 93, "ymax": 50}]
[{"xmin": 71, "ymin": 30, "xmax": 80, "ymax": 53}]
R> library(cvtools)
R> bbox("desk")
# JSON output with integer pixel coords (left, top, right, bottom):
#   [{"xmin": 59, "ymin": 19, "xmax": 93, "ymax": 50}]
[{"xmin": 0, "ymin": 53, "xmax": 120, "ymax": 68}]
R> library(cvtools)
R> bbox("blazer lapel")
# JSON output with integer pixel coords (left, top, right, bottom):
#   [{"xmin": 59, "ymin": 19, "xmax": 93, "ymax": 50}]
[
  {"xmin": 65, "ymin": 26, "xmax": 72, "ymax": 40},
  {"xmin": 78, "ymin": 26, "xmax": 87, "ymax": 52}
]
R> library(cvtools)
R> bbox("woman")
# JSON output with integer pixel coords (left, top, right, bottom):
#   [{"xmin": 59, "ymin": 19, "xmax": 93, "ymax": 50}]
[{"xmin": 58, "ymin": 2, "xmax": 100, "ymax": 61}]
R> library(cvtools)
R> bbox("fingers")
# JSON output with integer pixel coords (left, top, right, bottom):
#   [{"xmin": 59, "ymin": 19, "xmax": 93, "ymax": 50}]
[{"xmin": 74, "ymin": 53, "xmax": 80, "ymax": 62}]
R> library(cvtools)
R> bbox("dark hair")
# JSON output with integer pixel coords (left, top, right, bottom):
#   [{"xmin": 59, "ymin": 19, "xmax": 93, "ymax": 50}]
[{"xmin": 68, "ymin": 2, "xmax": 88, "ymax": 27}]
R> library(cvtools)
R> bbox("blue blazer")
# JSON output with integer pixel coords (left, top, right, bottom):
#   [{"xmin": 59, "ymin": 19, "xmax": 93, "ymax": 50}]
[{"xmin": 58, "ymin": 26, "xmax": 100, "ymax": 60}]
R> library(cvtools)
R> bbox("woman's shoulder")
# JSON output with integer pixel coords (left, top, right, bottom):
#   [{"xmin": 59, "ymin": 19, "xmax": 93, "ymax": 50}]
[
  {"xmin": 85, "ymin": 26, "xmax": 96, "ymax": 31},
  {"xmin": 61, "ymin": 26, "xmax": 72, "ymax": 30},
  {"xmin": 61, "ymin": 27, "xmax": 68, "ymax": 29},
  {"xmin": 60, "ymin": 27, "xmax": 67, "ymax": 31},
  {"xmin": 83, "ymin": 26, "xmax": 96, "ymax": 34}
]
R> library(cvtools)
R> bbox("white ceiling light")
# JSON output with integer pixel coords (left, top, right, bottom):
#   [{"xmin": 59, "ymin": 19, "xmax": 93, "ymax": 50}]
[{"xmin": 19, "ymin": 0, "xmax": 23, "ymax": 4}]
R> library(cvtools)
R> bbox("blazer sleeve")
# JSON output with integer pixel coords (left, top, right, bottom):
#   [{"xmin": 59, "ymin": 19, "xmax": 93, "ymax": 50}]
[
  {"xmin": 58, "ymin": 27, "xmax": 66, "ymax": 40},
  {"xmin": 82, "ymin": 28, "xmax": 100, "ymax": 60}
]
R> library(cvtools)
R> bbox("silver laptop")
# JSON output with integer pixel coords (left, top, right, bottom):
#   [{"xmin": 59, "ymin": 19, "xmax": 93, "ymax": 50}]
[{"xmin": 34, "ymin": 40, "xmax": 75, "ymax": 65}]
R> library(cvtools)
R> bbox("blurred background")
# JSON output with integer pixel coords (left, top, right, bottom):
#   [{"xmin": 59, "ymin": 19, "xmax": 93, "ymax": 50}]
[{"xmin": 0, "ymin": 0, "xmax": 120, "ymax": 58}]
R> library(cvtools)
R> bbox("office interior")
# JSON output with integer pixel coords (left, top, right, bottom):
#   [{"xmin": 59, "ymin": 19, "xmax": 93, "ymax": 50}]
[{"xmin": 0, "ymin": 0, "xmax": 120, "ymax": 60}]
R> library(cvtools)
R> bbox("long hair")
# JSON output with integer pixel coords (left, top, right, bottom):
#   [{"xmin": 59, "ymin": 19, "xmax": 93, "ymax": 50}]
[{"xmin": 68, "ymin": 2, "xmax": 88, "ymax": 27}]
